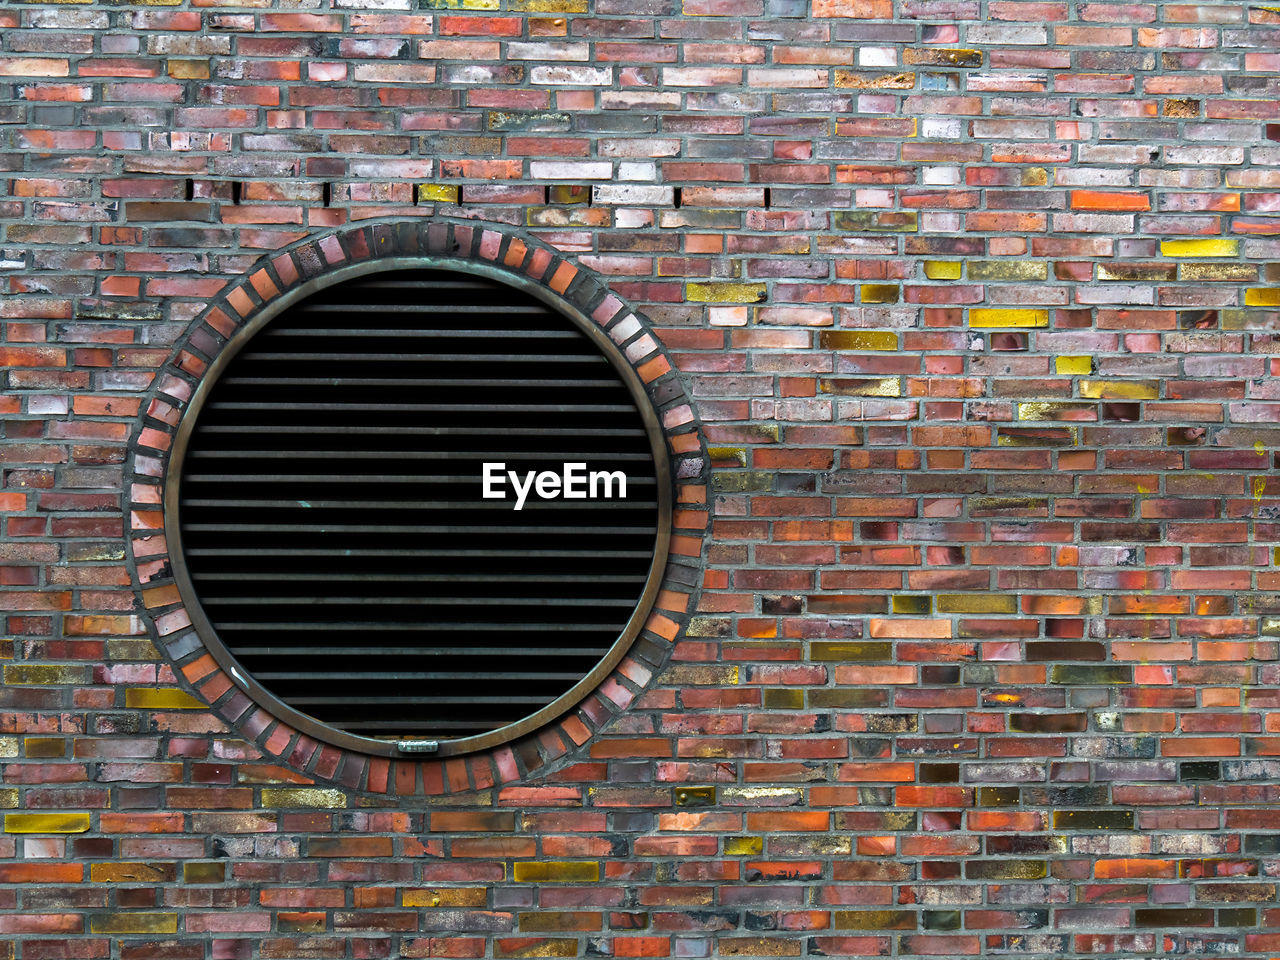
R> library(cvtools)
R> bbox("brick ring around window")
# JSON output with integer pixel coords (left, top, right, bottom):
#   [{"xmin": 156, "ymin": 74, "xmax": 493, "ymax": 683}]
[{"xmin": 126, "ymin": 220, "xmax": 709, "ymax": 795}]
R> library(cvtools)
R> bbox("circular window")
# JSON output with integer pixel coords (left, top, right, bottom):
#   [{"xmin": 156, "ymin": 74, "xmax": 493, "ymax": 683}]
[{"xmin": 166, "ymin": 262, "xmax": 671, "ymax": 758}]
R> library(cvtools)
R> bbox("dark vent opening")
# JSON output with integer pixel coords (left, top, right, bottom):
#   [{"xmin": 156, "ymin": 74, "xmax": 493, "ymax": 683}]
[{"xmin": 174, "ymin": 267, "xmax": 667, "ymax": 749}]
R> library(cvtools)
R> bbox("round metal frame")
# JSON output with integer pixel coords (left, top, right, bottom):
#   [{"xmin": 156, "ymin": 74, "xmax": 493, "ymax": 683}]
[{"xmin": 165, "ymin": 257, "xmax": 674, "ymax": 759}]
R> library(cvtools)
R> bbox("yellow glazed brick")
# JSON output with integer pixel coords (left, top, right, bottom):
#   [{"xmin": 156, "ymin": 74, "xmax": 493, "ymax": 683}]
[
  {"xmin": 511, "ymin": 0, "xmax": 587, "ymax": 9},
  {"xmin": 91, "ymin": 862, "xmax": 170, "ymax": 883},
  {"xmin": 1245, "ymin": 288, "xmax": 1280, "ymax": 307},
  {"xmin": 818, "ymin": 331, "xmax": 899, "ymax": 351},
  {"xmin": 725, "ymin": 836, "xmax": 764, "ymax": 856},
  {"xmin": 1056, "ymin": 356, "xmax": 1093, "ymax": 375},
  {"xmin": 707, "ymin": 447, "xmax": 747, "ymax": 466},
  {"xmin": 891, "ymin": 595, "xmax": 931, "ymax": 615},
  {"xmin": 124, "ymin": 688, "xmax": 205, "ymax": 709},
  {"xmin": 24, "ymin": 737, "xmax": 62, "ymax": 758},
  {"xmin": 937, "ymin": 594, "xmax": 1018, "ymax": 614},
  {"xmin": 513, "ymin": 861, "xmax": 599, "ymax": 882},
  {"xmin": 1179, "ymin": 263, "xmax": 1256, "ymax": 281},
  {"xmin": 969, "ymin": 309, "xmax": 1049, "ymax": 328},
  {"xmin": 1017, "ymin": 402, "xmax": 1095, "ymax": 421},
  {"xmin": 404, "ymin": 888, "xmax": 489, "ymax": 908},
  {"xmin": 260, "ymin": 789, "xmax": 348, "ymax": 809},
  {"xmin": 166, "ymin": 59, "xmax": 209, "ymax": 80},
  {"xmin": 89, "ymin": 914, "xmax": 179, "ymax": 935},
  {"xmin": 687, "ymin": 282, "xmax": 767, "ymax": 303},
  {"xmin": 417, "ymin": 184, "xmax": 459, "ymax": 203},
  {"xmin": 5, "ymin": 813, "xmax": 90, "ymax": 833},
  {"xmin": 924, "ymin": 261, "xmax": 961, "ymax": 280},
  {"xmin": 1160, "ymin": 238, "xmax": 1240, "ymax": 257},
  {"xmin": 820, "ymin": 377, "xmax": 902, "ymax": 397},
  {"xmin": 860, "ymin": 283, "xmax": 900, "ymax": 303},
  {"xmin": 1079, "ymin": 380, "xmax": 1159, "ymax": 400}
]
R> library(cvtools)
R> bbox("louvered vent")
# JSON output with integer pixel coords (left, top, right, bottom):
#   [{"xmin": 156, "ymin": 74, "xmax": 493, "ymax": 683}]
[{"xmin": 172, "ymin": 267, "xmax": 668, "ymax": 752}]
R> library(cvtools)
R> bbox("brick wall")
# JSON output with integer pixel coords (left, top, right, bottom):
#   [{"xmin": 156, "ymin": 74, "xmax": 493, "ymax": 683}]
[{"xmin": 2, "ymin": 0, "xmax": 1280, "ymax": 957}]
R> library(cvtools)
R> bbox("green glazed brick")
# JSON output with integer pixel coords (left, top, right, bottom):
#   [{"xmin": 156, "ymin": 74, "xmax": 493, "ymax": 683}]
[
  {"xmin": 891, "ymin": 595, "xmax": 931, "ymax": 615},
  {"xmin": 834, "ymin": 910, "xmax": 916, "ymax": 930},
  {"xmin": 1052, "ymin": 810, "xmax": 1135, "ymax": 830},
  {"xmin": 1134, "ymin": 908, "xmax": 1213, "ymax": 927},
  {"xmin": 1050, "ymin": 665, "xmax": 1132, "ymax": 685},
  {"xmin": 833, "ymin": 210, "xmax": 918, "ymax": 233},
  {"xmin": 966, "ymin": 261, "xmax": 1048, "ymax": 281},
  {"xmin": 808, "ymin": 690, "xmax": 887, "ymax": 709},
  {"xmin": 518, "ymin": 912, "xmax": 602, "ymax": 932},
  {"xmin": 4, "ymin": 665, "xmax": 88, "ymax": 685},
  {"xmin": 511, "ymin": 0, "xmax": 588, "ymax": 9},
  {"xmin": 936, "ymin": 594, "xmax": 1016, "ymax": 614},
  {"xmin": 810, "ymin": 642, "xmax": 892, "ymax": 661},
  {"xmin": 183, "ymin": 861, "xmax": 225, "ymax": 883},
  {"xmin": 763, "ymin": 688, "xmax": 805, "ymax": 709},
  {"xmin": 1010, "ymin": 713, "xmax": 1088, "ymax": 733},
  {"xmin": 921, "ymin": 910, "xmax": 962, "ymax": 931},
  {"xmin": 1219, "ymin": 908, "xmax": 1260, "ymax": 925},
  {"xmin": 978, "ymin": 786, "xmax": 1020, "ymax": 806},
  {"xmin": 966, "ymin": 859, "xmax": 1048, "ymax": 880},
  {"xmin": 90, "ymin": 913, "xmax": 179, "ymax": 934},
  {"xmin": 711, "ymin": 472, "xmax": 774, "ymax": 493}
]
